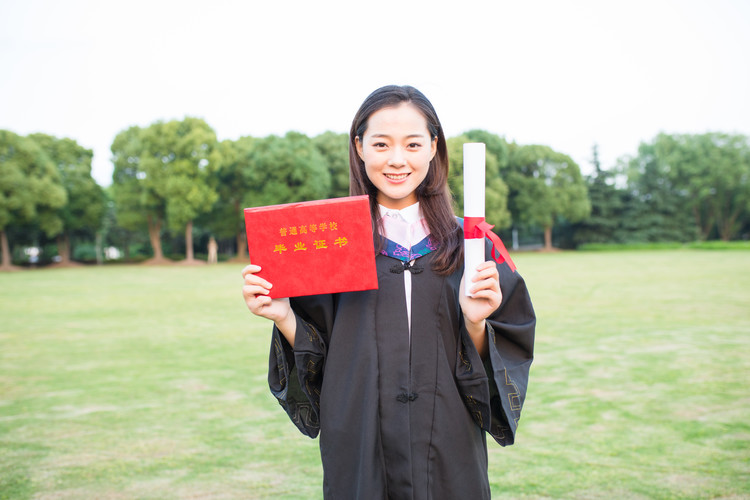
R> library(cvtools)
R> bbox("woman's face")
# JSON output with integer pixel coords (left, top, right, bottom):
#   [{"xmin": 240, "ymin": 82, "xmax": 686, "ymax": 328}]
[{"xmin": 355, "ymin": 103, "xmax": 437, "ymax": 210}]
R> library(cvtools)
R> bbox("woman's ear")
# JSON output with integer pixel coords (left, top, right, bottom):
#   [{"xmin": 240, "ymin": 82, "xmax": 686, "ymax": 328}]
[
  {"xmin": 430, "ymin": 137, "xmax": 438, "ymax": 161},
  {"xmin": 355, "ymin": 136, "xmax": 365, "ymax": 161}
]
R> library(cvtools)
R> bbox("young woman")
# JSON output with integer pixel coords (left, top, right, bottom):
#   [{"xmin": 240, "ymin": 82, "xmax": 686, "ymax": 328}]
[{"xmin": 242, "ymin": 85, "xmax": 535, "ymax": 499}]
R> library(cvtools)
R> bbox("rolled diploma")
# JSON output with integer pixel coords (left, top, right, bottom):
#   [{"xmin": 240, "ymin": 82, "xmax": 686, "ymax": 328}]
[{"xmin": 463, "ymin": 143, "xmax": 485, "ymax": 297}]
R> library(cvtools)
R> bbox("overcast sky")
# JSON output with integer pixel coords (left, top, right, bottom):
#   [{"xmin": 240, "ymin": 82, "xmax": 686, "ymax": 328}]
[{"xmin": 2, "ymin": 0, "xmax": 749, "ymax": 186}]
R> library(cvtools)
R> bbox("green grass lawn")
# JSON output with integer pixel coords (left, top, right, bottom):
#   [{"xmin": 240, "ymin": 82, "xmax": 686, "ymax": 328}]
[{"xmin": 1, "ymin": 250, "xmax": 748, "ymax": 499}]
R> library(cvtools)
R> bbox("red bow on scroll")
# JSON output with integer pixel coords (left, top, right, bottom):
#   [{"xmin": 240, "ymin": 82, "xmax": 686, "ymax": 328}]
[{"xmin": 463, "ymin": 217, "xmax": 517, "ymax": 273}]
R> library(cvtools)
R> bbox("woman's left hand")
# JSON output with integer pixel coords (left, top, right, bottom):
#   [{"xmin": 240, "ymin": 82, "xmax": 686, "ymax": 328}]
[
  {"xmin": 460, "ymin": 261, "xmax": 503, "ymax": 357},
  {"xmin": 460, "ymin": 260, "xmax": 503, "ymax": 325}
]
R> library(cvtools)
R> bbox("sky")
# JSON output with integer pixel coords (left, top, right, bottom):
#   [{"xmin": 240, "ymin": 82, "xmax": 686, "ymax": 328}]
[{"xmin": 1, "ymin": 0, "xmax": 749, "ymax": 187}]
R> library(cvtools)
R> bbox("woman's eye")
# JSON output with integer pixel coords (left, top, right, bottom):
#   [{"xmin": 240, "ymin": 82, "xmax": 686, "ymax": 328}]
[
  {"xmin": 373, "ymin": 142, "xmax": 387, "ymax": 148},
  {"xmin": 408, "ymin": 143, "xmax": 422, "ymax": 149}
]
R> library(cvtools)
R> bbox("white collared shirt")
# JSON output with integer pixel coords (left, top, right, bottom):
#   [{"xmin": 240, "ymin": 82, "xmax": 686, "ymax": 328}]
[{"xmin": 378, "ymin": 203, "xmax": 430, "ymax": 336}]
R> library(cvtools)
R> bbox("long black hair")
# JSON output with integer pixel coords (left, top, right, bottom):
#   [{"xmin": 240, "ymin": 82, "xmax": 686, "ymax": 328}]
[{"xmin": 349, "ymin": 85, "xmax": 462, "ymax": 275}]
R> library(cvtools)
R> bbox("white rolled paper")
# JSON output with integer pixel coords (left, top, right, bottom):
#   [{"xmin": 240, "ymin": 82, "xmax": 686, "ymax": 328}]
[{"xmin": 463, "ymin": 143, "xmax": 486, "ymax": 297}]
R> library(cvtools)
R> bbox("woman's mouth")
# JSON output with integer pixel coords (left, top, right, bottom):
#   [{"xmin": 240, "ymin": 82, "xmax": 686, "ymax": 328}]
[{"xmin": 384, "ymin": 173, "xmax": 409, "ymax": 181}]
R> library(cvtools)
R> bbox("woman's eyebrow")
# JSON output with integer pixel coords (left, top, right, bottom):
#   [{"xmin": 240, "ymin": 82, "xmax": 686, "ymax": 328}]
[{"xmin": 369, "ymin": 133, "xmax": 427, "ymax": 139}]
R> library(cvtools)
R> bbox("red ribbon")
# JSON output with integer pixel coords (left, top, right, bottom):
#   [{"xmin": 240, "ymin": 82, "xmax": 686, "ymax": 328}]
[{"xmin": 464, "ymin": 217, "xmax": 517, "ymax": 273}]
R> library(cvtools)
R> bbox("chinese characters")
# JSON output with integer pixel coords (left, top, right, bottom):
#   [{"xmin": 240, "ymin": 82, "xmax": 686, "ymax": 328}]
[{"xmin": 273, "ymin": 220, "xmax": 347, "ymax": 254}]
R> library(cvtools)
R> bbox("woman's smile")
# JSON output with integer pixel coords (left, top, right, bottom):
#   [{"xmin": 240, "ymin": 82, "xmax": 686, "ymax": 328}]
[
  {"xmin": 355, "ymin": 103, "xmax": 437, "ymax": 210},
  {"xmin": 384, "ymin": 172, "xmax": 410, "ymax": 181}
]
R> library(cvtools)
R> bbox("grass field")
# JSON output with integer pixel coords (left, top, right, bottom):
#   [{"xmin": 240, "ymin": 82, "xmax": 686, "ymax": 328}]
[{"xmin": 1, "ymin": 250, "xmax": 749, "ymax": 499}]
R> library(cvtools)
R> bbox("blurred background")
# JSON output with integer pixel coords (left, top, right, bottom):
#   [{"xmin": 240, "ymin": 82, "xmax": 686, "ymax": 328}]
[{"xmin": 1, "ymin": 0, "xmax": 749, "ymax": 267}]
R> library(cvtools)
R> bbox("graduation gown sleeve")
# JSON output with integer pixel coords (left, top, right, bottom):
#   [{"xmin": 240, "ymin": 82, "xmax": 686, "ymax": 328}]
[
  {"xmin": 454, "ymin": 238, "xmax": 536, "ymax": 446},
  {"xmin": 267, "ymin": 293, "xmax": 335, "ymax": 438}
]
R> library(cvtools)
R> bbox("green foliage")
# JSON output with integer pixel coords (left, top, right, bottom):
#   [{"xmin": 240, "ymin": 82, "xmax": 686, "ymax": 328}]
[
  {"xmin": 244, "ymin": 132, "xmax": 331, "ymax": 208},
  {"xmin": 0, "ymin": 130, "xmax": 67, "ymax": 235},
  {"xmin": 312, "ymin": 131, "xmax": 350, "ymax": 198},
  {"xmin": 447, "ymin": 133, "xmax": 511, "ymax": 229},
  {"xmin": 206, "ymin": 136, "xmax": 257, "ymax": 240},
  {"xmin": 110, "ymin": 118, "xmax": 220, "ymax": 260},
  {"xmin": 138, "ymin": 117, "xmax": 220, "ymax": 232},
  {"xmin": 28, "ymin": 133, "xmax": 104, "ymax": 234},
  {"xmin": 623, "ymin": 137, "xmax": 701, "ymax": 242},
  {"xmin": 7, "ymin": 120, "xmax": 750, "ymax": 262},
  {"xmin": 98, "ymin": 187, "xmax": 147, "ymax": 261},
  {"xmin": 575, "ymin": 133, "xmax": 750, "ymax": 246},
  {"xmin": 506, "ymin": 142, "xmax": 591, "ymax": 230},
  {"xmin": 650, "ymin": 132, "xmax": 750, "ymax": 241},
  {"xmin": 112, "ymin": 117, "xmax": 222, "ymax": 232},
  {"xmin": 573, "ymin": 145, "xmax": 629, "ymax": 245},
  {"xmin": 463, "ymin": 129, "xmax": 509, "ymax": 172},
  {"xmin": 111, "ymin": 125, "xmax": 154, "ymax": 232}
]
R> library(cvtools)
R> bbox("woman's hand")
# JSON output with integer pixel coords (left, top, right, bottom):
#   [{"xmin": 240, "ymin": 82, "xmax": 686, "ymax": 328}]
[
  {"xmin": 459, "ymin": 261, "xmax": 503, "ymax": 357},
  {"xmin": 242, "ymin": 264, "xmax": 296, "ymax": 345}
]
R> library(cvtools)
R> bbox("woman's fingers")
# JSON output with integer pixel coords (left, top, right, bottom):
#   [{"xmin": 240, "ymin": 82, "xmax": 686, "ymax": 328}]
[
  {"xmin": 242, "ymin": 283, "xmax": 270, "ymax": 298},
  {"xmin": 471, "ymin": 261, "xmax": 499, "ymax": 281},
  {"xmin": 240, "ymin": 265, "xmax": 293, "ymax": 327},
  {"xmin": 242, "ymin": 265, "xmax": 273, "ymax": 290},
  {"xmin": 241, "ymin": 264, "xmax": 260, "ymax": 278},
  {"xmin": 243, "ymin": 286, "xmax": 275, "ymax": 317},
  {"xmin": 464, "ymin": 261, "xmax": 502, "ymax": 312},
  {"xmin": 241, "ymin": 264, "xmax": 276, "ymax": 315},
  {"xmin": 468, "ymin": 261, "xmax": 500, "ymax": 293}
]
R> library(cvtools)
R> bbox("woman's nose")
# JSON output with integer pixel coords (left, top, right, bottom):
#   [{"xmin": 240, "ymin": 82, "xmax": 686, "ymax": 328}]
[{"xmin": 387, "ymin": 148, "xmax": 406, "ymax": 167}]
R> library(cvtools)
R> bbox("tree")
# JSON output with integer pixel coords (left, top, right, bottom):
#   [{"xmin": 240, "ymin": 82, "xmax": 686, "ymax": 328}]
[
  {"xmin": 210, "ymin": 132, "xmax": 339, "ymax": 262},
  {"xmin": 573, "ymin": 144, "xmax": 628, "ymax": 245},
  {"xmin": 208, "ymin": 136, "xmax": 258, "ymax": 260},
  {"xmin": 111, "ymin": 118, "xmax": 220, "ymax": 263},
  {"xmin": 447, "ymin": 132, "xmax": 511, "ymax": 229},
  {"xmin": 138, "ymin": 118, "xmax": 220, "ymax": 263},
  {"xmin": 506, "ymin": 143, "xmax": 591, "ymax": 250},
  {"xmin": 312, "ymin": 131, "xmax": 350, "ymax": 198},
  {"xmin": 111, "ymin": 125, "xmax": 168, "ymax": 261},
  {"xmin": 245, "ymin": 132, "xmax": 331, "ymax": 207},
  {"xmin": 623, "ymin": 138, "xmax": 697, "ymax": 242},
  {"xmin": 651, "ymin": 133, "xmax": 750, "ymax": 241},
  {"xmin": 0, "ymin": 130, "xmax": 67, "ymax": 269},
  {"xmin": 28, "ymin": 133, "xmax": 105, "ymax": 264}
]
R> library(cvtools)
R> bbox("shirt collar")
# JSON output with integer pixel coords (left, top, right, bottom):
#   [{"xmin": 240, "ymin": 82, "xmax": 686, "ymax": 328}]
[{"xmin": 378, "ymin": 202, "xmax": 422, "ymax": 224}]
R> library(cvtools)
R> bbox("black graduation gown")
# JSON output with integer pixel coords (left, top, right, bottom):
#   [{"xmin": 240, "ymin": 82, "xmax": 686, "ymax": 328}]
[{"xmin": 268, "ymin": 236, "xmax": 535, "ymax": 500}]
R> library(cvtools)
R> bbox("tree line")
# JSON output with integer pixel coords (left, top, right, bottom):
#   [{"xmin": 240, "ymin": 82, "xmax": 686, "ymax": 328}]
[{"xmin": 1, "ymin": 118, "xmax": 749, "ymax": 268}]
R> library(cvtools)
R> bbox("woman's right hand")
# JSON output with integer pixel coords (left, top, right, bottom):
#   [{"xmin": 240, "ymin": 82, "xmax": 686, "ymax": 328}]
[{"xmin": 241, "ymin": 264, "xmax": 296, "ymax": 344}]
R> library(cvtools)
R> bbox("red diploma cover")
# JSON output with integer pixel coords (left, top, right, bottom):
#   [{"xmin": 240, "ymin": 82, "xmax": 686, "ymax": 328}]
[{"xmin": 244, "ymin": 195, "xmax": 379, "ymax": 298}]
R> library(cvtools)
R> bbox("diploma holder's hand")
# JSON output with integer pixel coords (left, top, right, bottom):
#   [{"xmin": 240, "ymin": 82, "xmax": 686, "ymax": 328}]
[
  {"xmin": 459, "ymin": 261, "xmax": 503, "ymax": 358},
  {"xmin": 242, "ymin": 264, "xmax": 296, "ymax": 346}
]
